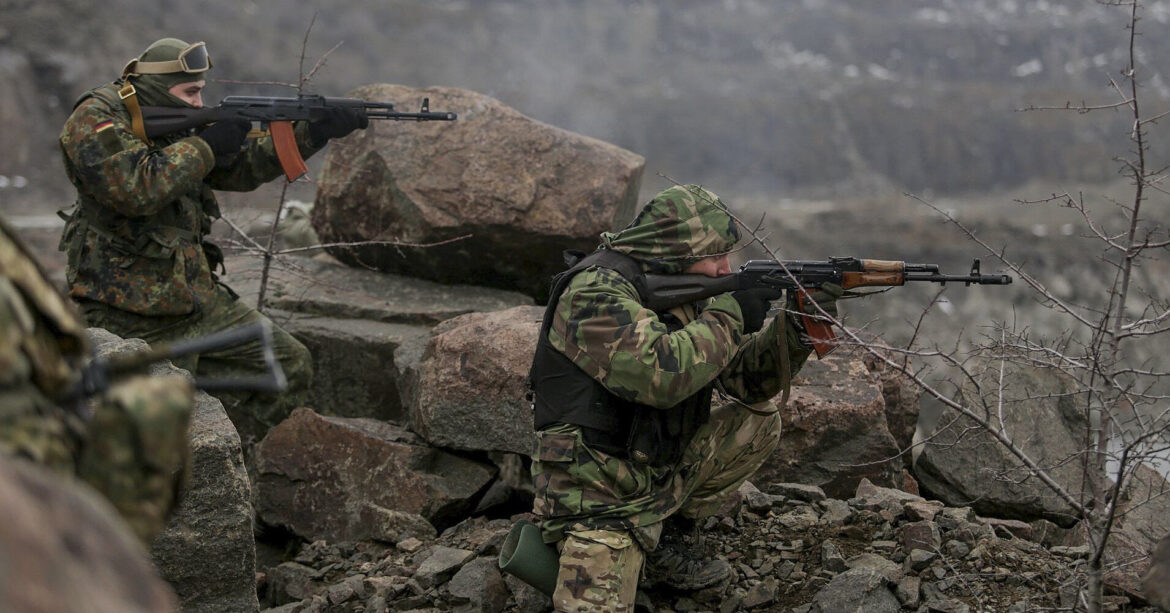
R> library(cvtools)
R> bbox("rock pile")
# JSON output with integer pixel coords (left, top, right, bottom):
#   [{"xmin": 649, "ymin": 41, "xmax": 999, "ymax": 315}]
[{"xmin": 255, "ymin": 479, "xmax": 1160, "ymax": 613}]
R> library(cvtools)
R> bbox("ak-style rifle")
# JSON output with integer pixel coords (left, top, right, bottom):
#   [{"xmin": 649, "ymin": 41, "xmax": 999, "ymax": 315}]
[
  {"xmin": 141, "ymin": 94, "xmax": 457, "ymax": 181},
  {"xmin": 643, "ymin": 257, "xmax": 1012, "ymax": 357}
]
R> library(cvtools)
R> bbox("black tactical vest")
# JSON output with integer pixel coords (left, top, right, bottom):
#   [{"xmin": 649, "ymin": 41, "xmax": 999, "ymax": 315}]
[{"xmin": 529, "ymin": 249, "xmax": 712, "ymax": 467}]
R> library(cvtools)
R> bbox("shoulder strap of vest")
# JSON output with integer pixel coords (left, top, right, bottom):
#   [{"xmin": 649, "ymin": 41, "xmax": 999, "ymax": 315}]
[
  {"xmin": 527, "ymin": 248, "xmax": 648, "ymax": 395},
  {"xmin": 76, "ymin": 82, "xmax": 152, "ymax": 145}
]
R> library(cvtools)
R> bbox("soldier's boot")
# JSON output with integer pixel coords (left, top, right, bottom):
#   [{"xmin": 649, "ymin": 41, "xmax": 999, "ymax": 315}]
[{"xmin": 642, "ymin": 516, "xmax": 731, "ymax": 591}]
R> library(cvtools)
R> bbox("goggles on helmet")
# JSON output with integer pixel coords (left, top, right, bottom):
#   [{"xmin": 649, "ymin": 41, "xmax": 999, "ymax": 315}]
[{"xmin": 122, "ymin": 41, "xmax": 212, "ymax": 77}]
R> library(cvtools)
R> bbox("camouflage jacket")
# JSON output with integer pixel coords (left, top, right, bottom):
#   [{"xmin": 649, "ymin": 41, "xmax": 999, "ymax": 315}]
[
  {"xmin": 547, "ymin": 184, "xmax": 811, "ymax": 409},
  {"xmin": 0, "ymin": 218, "xmax": 90, "ymax": 469},
  {"xmin": 58, "ymin": 82, "xmax": 323, "ymax": 316}
]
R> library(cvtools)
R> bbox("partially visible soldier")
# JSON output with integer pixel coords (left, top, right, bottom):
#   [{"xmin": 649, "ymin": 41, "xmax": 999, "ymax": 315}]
[
  {"xmin": 57, "ymin": 38, "xmax": 367, "ymax": 442},
  {"xmin": 0, "ymin": 216, "xmax": 192, "ymax": 546},
  {"xmin": 529, "ymin": 184, "xmax": 841, "ymax": 612}
]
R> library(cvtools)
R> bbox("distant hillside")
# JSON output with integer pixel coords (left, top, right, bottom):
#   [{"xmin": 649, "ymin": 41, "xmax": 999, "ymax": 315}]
[{"xmin": 3, "ymin": 0, "xmax": 1169, "ymax": 209}]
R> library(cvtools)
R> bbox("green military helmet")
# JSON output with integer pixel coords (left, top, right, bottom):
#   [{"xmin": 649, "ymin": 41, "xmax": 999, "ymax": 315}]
[
  {"xmin": 121, "ymin": 38, "xmax": 212, "ymax": 107},
  {"xmin": 601, "ymin": 184, "xmax": 741, "ymax": 274}
]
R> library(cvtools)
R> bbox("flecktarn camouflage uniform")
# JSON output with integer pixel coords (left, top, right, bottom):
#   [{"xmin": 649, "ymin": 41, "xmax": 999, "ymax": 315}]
[
  {"xmin": 57, "ymin": 38, "xmax": 317, "ymax": 442},
  {"xmin": 531, "ymin": 185, "xmax": 812, "ymax": 612},
  {"xmin": 0, "ymin": 217, "xmax": 192, "ymax": 546}
]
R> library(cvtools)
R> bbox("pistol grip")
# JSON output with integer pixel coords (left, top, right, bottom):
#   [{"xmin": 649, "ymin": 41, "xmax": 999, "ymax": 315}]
[
  {"xmin": 797, "ymin": 291, "xmax": 838, "ymax": 358},
  {"xmin": 270, "ymin": 120, "xmax": 308, "ymax": 182}
]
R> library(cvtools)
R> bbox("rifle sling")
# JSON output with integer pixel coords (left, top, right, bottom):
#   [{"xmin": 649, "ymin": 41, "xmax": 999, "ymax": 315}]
[{"xmin": 117, "ymin": 82, "xmax": 152, "ymax": 146}]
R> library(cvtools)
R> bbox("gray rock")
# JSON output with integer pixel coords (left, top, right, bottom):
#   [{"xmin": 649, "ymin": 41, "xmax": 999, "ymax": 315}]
[
  {"xmin": 846, "ymin": 553, "xmax": 903, "ymax": 583},
  {"xmin": 741, "ymin": 578, "xmax": 779, "ymax": 608},
  {"xmin": 819, "ymin": 498, "xmax": 854, "ymax": 525},
  {"xmin": 447, "ymin": 557, "xmax": 508, "ymax": 613},
  {"xmin": 977, "ymin": 516, "xmax": 1032, "ymax": 540},
  {"xmin": 312, "ymin": 84, "xmax": 645, "ymax": 300},
  {"xmin": 503, "ymin": 575, "xmax": 552, "ymax": 613},
  {"xmin": 907, "ymin": 549, "xmax": 937, "ymax": 571},
  {"xmin": 757, "ymin": 355, "xmax": 904, "ymax": 497},
  {"xmin": 227, "ymin": 255, "xmax": 530, "ymax": 327},
  {"xmin": 256, "ymin": 408, "xmax": 495, "ymax": 541},
  {"xmin": 412, "ymin": 306, "xmax": 543, "ymax": 455},
  {"xmin": 414, "ymin": 546, "xmax": 476, "ymax": 588},
  {"xmin": 822, "ymin": 540, "xmax": 848, "ymax": 573},
  {"xmin": 1106, "ymin": 463, "xmax": 1170, "ymax": 599},
  {"xmin": 811, "ymin": 568, "xmax": 900, "ymax": 613},
  {"xmin": 280, "ymin": 313, "xmax": 432, "ymax": 422},
  {"xmin": 326, "ymin": 575, "xmax": 366, "ymax": 605},
  {"xmin": 1144, "ymin": 533, "xmax": 1170, "ymax": 611},
  {"xmin": 899, "ymin": 520, "xmax": 942, "ymax": 554},
  {"xmin": 0, "ymin": 455, "xmax": 179, "ymax": 613},
  {"xmin": 896, "ymin": 575, "xmax": 922, "ymax": 608},
  {"xmin": 769, "ymin": 482, "xmax": 828, "ymax": 503},
  {"xmin": 919, "ymin": 598, "xmax": 971, "ymax": 613},
  {"xmin": 88, "ymin": 329, "xmax": 258, "ymax": 613},
  {"xmin": 914, "ymin": 367, "xmax": 1086, "ymax": 526},
  {"xmin": 268, "ymin": 562, "xmax": 324, "ymax": 605},
  {"xmin": 160, "ymin": 398, "xmax": 264, "ymax": 606}
]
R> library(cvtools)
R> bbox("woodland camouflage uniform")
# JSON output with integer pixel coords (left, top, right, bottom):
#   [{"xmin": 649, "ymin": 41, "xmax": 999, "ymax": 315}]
[
  {"xmin": 531, "ymin": 185, "xmax": 813, "ymax": 612},
  {"xmin": 0, "ymin": 217, "xmax": 192, "ymax": 546},
  {"xmin": 57, "ymin": 38, "xmax": 317, "ymax": 441}
]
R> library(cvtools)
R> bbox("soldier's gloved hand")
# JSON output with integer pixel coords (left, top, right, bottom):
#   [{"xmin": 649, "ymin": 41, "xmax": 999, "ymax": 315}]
[
  {"xmin": 731, "ymin": 287, "xmax": 783, "ymax": 334},
  {"xmin": 788, "ymin": 283, "xmax": 844, "ymax": 321},
  {"xmin": 198, "ymin": 119, "xmax": 250, "ymax": 165},
  {"xmin": 309, "ymin": 106, "xmax": 370, "ymax": 146}
]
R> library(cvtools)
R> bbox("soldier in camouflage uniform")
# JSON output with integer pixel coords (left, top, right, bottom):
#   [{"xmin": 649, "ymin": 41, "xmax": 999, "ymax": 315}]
[
  {"xmin": 0, "ymin": 216, "xmax": 192, "ymax": 546},
  {"xmin": 57, "ymin": 38, "xmax": 367, "ymax": 442},
  {"xmin": 529, "ymin": 185, "xmax": 841, "ymax": 612}
]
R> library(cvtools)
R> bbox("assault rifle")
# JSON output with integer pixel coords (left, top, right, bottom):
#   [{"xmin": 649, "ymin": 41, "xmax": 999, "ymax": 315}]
[
  {"xmin": 140, "ymin": 94, "xmax": 457, "ymax": 182},
  {"xmin": 73, "ymin": 321, "xmax": 287, "ymax": 406},
  {"xmin": 643, "ymin": 257, "xmax": 1013, "ymax": 357}
]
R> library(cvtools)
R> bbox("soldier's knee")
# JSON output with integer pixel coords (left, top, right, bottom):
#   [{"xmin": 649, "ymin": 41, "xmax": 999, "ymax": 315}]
[{"xmin": 553, "ymin": 530, "xmax": 643, "ymax": 613}]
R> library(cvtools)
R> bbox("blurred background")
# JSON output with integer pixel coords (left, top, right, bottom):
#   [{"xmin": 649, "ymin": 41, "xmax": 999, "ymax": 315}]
[{"xmin": 2, "ymin": 0, "xmax": 1168, "ymax": 353}]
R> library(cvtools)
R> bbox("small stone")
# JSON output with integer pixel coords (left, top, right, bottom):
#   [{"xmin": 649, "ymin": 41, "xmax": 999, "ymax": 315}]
[
  {"xmin": 741, "ymin": 578, "xmax": 778, "ymax": 608},
  {"xmin": 943, "ymin": 540, "xmax": 970, "ymax": 559},
  {"xmin": 822, "ymin": 540, "xmax": 848, "ymax": 573},
  {"xmin": 907, "ymin": 549, "xmax": 936, "ymax": 571},
  {"xmin": 1051, "ymin": 545, "xmax": 1091, "ymax": 559},
  {"xmin": 768, "ymin": 483, "xmax": 827, "ymax": 503},
  {"xmin": 397, "ymin": 538, "xmax": 425, "ymax": 553},
  {"xmin": 896, "ymin": 575, "xmax": 921, "ymax": 608}
]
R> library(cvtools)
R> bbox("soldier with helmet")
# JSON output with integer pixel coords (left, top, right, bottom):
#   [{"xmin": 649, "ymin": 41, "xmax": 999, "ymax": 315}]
[{"xmin": 57, "ymin": 38, "xmax": 367, "ymax": 442}]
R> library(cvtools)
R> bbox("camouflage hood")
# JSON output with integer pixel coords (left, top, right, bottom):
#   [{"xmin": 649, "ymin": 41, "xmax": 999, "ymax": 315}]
[{"xmin": 600, "ymin": 184, "xmax": 740, "ymax": 274}]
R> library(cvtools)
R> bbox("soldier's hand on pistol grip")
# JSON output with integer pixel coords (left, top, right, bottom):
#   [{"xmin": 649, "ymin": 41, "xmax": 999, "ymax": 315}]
[
  {"xmin": 308, "ymin": 106, "xmax": 370, "ymax": 146},
  {"xmin": 197, "ymin": 119, "xmax": 250, "ymax": 166},
  {"xmin": 732, "ymin": 287, "xmax": 783, "ymax": 334},
  {"xmin": 789, "ymin": 282, "xmax": 844, "ymax": 321}
]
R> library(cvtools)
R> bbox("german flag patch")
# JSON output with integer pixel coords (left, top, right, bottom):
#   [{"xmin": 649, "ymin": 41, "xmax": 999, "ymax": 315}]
[{"xmin": 94, "ymin": 119, "xmax": 122, "ymax": 155}]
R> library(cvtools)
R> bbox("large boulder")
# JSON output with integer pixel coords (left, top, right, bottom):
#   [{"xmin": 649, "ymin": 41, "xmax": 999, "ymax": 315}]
[
  {"xmin": 1145, "ymin": 533, "xmax": 1170, "ymax": 611},
  {"xmin": 0, "ymin": 456, "xmax": 178, "ymax": 613},
  {"xmin": 282, "ymin": 314, "xmax": 432, "ymax": 423},
  {"xmin": 754, "ymin": 353, "xmax": 904, "ymax": 498},
  {"xmin": 255, "ymin": 408, "xmax": 497, "ymax": 541},
  {"xmin": 151, "ymin": 388, "xmax": 258, "ymax": 613},
  {"xmin": 1104, "ymin": 463, "xmax": 1170, "ymax": 599},
  {"xmin": 87, "ymin": 329, "xmax": 259, "ymax": 613},
  {"xmin": 412, "ymin": 305, "xmax": 544, "ymax": 455},
  {"xmin": 311, "ymin": 84, "xmax": 645, "ymax": 300},
  {"xmin": 914, "ymin": 367, "xmax": 1087, "ymax": 526}
]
